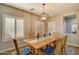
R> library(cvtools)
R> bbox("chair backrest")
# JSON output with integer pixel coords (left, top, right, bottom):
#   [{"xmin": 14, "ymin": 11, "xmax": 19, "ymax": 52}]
[
  {"xmin": 13, "ymin": 39, "xmax": 20, "ymax": 55},
  {"xmin": 61, "ymin": 35, "xmax": 68, "ymax": 48},
  {"xmin": 28, "ymin": 33, "xmax": 35, "ymax": 39},
  {"xmin": 54, "ymin": 35, "xmax": 68, "ymax": 55},
  {"xmin": 54, "ymin": 39, "xmax": 62, "ymax": 55},
  {"xmin": 53, "ymin": 32, "xmax": 60, "ymax": 39}
]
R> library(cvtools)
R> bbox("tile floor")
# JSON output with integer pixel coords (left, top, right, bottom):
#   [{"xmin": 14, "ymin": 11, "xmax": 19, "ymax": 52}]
[{"xmin": 0, "ymin": 45, "xmax": 79, "ymax": 55}]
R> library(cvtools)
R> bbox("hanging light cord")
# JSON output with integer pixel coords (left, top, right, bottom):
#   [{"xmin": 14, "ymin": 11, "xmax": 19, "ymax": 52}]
[
  {"xmin": 43, "ymin": 3, "xmax": 45, "ymax": 14},
  {"xmin": 41, "ymin": 3, "xmax": 48, "ymax": 20}
]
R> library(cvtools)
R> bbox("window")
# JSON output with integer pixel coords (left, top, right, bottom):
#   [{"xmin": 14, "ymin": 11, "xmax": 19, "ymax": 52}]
[
  {"xmin": 64, "ymin": 15, "xmax": 77, "ymax": 34},
  {"xmin": 16, "ymin": 18, "xmax": 24, "ymax": 38},
  {"xmin": 71, "ymin": 23, "xmax": 77, "ymax": 34},
  {"xmin": 2, "ymin": 15, "xmax": 24, "ymax": 41},
  {"xmin": 3, "ymin": 15, "xmax": 15, "ymax": 40},
  {"xmin": 48, "ymin": 21, "xmax": 56, "ymax": 34},
  {"xmin": 35, "ymin": 21, "xmax": 44, "ymax": 36}
]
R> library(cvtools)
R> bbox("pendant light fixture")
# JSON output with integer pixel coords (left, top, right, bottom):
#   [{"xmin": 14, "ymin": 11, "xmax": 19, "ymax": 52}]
[{"xmin": 40, "ymin": 3, "xmax": 48, "ymax": 20}]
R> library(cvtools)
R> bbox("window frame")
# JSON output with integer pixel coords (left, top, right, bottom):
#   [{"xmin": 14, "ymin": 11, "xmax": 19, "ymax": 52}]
[
  {"xmin": 2, "ymin": 14, "xmax": 25, "ymax": 41},
  {"xmin": 15, "ymin": 17, "xmax": 25, "ymax": 38},
  {"xmin": 63, "ymin": 14, "xmax": 77, "ymax": 34},
  {"xmin": 47, "ymin": 21, "xmax": 56, "ymax": 34},
  {"xmin": 35, "ymin": 21, "xmax": 44, "ymax": 36}
]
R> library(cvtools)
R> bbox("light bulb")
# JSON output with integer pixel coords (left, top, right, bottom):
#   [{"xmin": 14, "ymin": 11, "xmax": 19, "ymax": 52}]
[{"xmin": 41, "ymin": 16, "xmax": 47, "ymax": 20}]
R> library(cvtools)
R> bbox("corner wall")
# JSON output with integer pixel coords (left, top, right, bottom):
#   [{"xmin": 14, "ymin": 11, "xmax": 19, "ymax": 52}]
[{"xmin": 48, "ymin": 10, "xmax": 79, "ymax": 47}]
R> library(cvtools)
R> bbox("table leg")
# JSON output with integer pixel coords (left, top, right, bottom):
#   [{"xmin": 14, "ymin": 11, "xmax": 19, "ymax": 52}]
[
  {"xmin": 34, "ymin": 48, "xmax": 43, "ymax": 55},
  {"xmin": 34, "ymin": 49, "xmax": 38, "ymax": 55}
]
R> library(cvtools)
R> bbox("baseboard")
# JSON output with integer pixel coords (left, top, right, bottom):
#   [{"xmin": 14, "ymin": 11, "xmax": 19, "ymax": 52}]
[
  {"xmin": 1, "ymin": 43, "xmax": 79, "ymax": 53},
  {"xmin": 0, "ymin": 44, "xmax": 27, "ymax": 53},
  {"xmin": 67, "ymin": 43, "xmax": 79, "ymax": 48}
]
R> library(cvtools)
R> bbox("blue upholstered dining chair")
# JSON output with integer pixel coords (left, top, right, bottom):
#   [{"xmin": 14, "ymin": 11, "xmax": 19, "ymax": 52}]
[
  {"xmin": 13, "ymin": 39, "xmax": 30, "ymax": 55},
  {"xmin": 44, "ymin": 46, "xmax": 54, "ymax": 55},
  {"xmin": 21, "ymin": 48, "xmax": 30, "ymax": 55},
  {"xmin": 43, "ymin": 38, "xmax": 64, "ymax": 55}
]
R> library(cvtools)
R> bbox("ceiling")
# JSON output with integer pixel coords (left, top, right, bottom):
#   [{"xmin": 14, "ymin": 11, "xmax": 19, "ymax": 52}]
[{"xmin": 4, "ymin": 3, "xmax": 79, "ymax": 16}]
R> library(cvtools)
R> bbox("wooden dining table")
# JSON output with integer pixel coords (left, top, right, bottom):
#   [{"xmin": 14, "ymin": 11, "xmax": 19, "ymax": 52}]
[{"xmin": 24, "ymin": 37, "xmax": 57, "ymax": 54}]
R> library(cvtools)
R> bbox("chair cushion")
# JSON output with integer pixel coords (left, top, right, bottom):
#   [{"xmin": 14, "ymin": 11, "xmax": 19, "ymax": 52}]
[
  {"xmin": 22, "ymin": 48, "xmax": 30, "ymax": 55},
  {"xmin": 44, "ymin": 47, "xmax": 54, "ymax": 55}
]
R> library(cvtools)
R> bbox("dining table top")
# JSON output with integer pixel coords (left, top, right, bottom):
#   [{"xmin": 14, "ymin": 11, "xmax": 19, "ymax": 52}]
[{"xmin": 24, "ymin": 36, "xmax": 57, "ymax": 49}]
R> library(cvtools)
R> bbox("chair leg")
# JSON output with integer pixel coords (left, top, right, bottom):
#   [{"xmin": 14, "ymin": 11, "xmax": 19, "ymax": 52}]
[
  {"xmin": 62, "ymin": 48, "xmax": 67, "ymax": 55},
  {"xmin": 64, "ymin": 48, "xmax": 67, "ymax": 55},
  {"xmin": 61, "ymin": 50, "xmax": 63, "ymax": 55}
]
